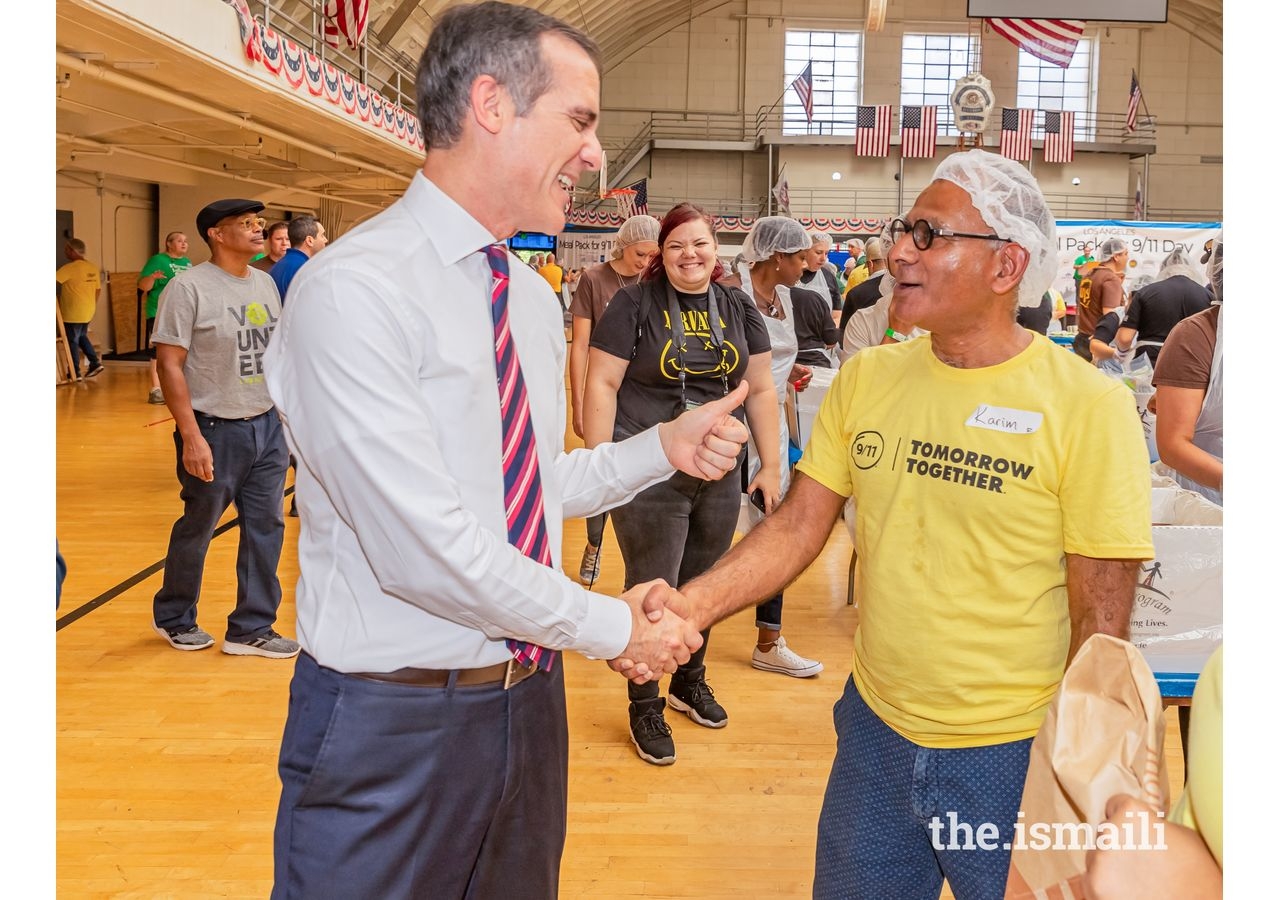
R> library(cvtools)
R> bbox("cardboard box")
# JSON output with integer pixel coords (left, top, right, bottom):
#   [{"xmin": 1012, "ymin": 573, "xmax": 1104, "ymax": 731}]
[{"xmin": 1132, "ymin": 481, "xmax": 1222, "ymax": 675}]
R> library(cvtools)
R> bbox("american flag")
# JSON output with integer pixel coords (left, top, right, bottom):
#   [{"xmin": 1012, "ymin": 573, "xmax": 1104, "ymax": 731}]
[
  {"xmin": 855, "ymin": 105, "xmax": 891, "ymax": 157},
  {"xmin": 790, "ymin": 62, "xmax": 814, "ymax": 124},
  {"xmin": 999, "ymin": 108, "xmax": 1034, "ymax": 161},
  {"xmin": 1042, "ymin": 110, "xmax": 1075, "ymax": 163},
  {"xmin": 322, "ymin": 0, "xmax": 369, "ymax": 51},
  {"xmin": 986, "ymin": 18, "xmax": 1084, "ymax": 69},
  {"xmin": 1126, "ymin": 71, "xmax": 1143, "ymax": 132},
  {"xmin": 627, "ymin": 179, "xmax": 649, "ymax": 216},
  {"xmin": 900, "ymin": 105, "xmax": 938, "ymax": 159},
  {"xmin": 1134, "ymin": 177, "xmax": 1144, "ymax": 219}
]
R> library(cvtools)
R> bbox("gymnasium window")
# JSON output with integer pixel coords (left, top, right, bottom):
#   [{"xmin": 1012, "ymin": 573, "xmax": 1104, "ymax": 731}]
[
  {"xmin": 782, "ymin": 30, "xmax": 862, "ymax": 136},
  {"xmin": 900, "ymin": 33, "xmax": 978, "ymax": 137},
  {"xmin": 1015, "ymin": 36, "xmax": 1096, "ymax": 141}
]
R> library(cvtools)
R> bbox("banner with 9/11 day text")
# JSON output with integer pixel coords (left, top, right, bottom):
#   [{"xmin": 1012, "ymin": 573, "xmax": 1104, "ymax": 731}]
[{"xmin": 1052, "ymin": 220, "xmax": 1221, "ymax": 303}]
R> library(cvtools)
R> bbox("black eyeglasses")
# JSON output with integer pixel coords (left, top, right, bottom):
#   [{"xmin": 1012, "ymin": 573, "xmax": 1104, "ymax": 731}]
[{"xmin": 887, "ymin": 217, "xmax": 1011, "ymax": 252}]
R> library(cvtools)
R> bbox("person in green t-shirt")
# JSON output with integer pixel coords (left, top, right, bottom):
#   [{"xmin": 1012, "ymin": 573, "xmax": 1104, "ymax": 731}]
[
  {"xmin": 1070, "ymin": 242, "xmax": 1096, "ymax": 327},
  {"xmin": 138, "ymin": 232, "xmax": 192, "ymax": 403}
]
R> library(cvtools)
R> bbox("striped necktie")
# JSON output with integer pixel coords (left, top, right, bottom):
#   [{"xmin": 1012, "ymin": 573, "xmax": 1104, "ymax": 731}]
[{"xmin": 483, "ymin": 244, "xmax": 557, "ymax": 672}]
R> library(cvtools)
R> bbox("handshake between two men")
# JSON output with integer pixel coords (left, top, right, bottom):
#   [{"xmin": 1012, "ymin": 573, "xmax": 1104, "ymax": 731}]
[
  {"xmin": 603, "ymin": 380, "xmax": 753, "ymax": 684},
  {"xmin": 612, "ymin": 579, "xmax": 701, "ymax": 684}
]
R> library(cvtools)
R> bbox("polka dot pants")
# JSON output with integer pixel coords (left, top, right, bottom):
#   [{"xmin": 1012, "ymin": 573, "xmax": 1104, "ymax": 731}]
[{"xmin": 813, "ymin": 676, "xmax": 1033, "ymax": 900}]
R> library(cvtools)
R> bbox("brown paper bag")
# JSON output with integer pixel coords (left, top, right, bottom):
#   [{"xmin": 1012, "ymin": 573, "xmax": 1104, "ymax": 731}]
[{"xmin": 1004, "ymin": 634, "xmax": 1170, "ymax": 899}]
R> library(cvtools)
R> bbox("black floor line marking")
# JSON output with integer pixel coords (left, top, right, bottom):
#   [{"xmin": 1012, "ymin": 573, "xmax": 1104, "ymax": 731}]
[{"xmin": 55, "ymin": 487, "xmax": 296, "ymax": 631}]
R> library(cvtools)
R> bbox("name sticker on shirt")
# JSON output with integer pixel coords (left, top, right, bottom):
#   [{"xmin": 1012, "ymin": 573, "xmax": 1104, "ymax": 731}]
[{"xmin": 965, "ymin": 404, "xmax": 1043, "ymax": 435}]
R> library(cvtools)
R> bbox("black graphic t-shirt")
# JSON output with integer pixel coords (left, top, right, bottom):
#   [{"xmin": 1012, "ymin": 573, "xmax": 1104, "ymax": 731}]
[{"xmin": 591, "ymin": 280, "xmax": 770, "ymax": 441}]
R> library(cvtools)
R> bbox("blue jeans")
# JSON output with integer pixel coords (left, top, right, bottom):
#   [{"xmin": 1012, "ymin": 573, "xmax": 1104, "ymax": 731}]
[
  {"xmin": 814, "ymin": 676, "xmax": 1033, "ymax": 900},
  {"xmin": 153, "ymin": 409, "xmax": 288, "ymax": 640},
  {"xmin": 610, "ymin": 464, "xmax": 742, "ymax": 702},
  {"xmin": 273, "ymin": 653, "xmax": 568, "ymax": 899},
  {"xmin": 63, "ymin": 321, "xmax": 99, "ymax": 374}
]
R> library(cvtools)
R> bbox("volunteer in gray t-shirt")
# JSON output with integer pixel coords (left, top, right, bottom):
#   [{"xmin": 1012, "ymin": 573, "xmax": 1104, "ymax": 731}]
[
  {"xmin": 151, "ymin": 261, "xmax": 281, "ymax": 419},
  {"xmin": 150, "ymin": 197, "xmax": 299, "ymax": 660}
]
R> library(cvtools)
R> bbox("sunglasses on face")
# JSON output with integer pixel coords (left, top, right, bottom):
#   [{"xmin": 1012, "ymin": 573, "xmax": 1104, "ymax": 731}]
[{"xmin": 220, "ymin": 216, "xmax": 267, "ymax": 233}]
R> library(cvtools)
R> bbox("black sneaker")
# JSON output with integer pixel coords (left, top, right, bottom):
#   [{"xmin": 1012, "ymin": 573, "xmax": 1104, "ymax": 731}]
[
  {"xmin": 667, "ymin": 665, "xmax": 728, "ymax": 728},
  {"xmin": 86, "ymin": 363, "xmax": 105, "ymax": 378},
  {"xmin": 629, "ymin": 698, "xmax": 676, "ymax": 766}
]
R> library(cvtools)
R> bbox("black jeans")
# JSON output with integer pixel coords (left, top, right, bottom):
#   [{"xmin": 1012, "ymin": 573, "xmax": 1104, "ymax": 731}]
[
  {"xmin": 585, "ymin": 511, "xmax": 608, "ymax": 548},
  {"xmin": 756, "ymin": 594, "xmax": 783, "ymax": 629},
  {"xmin": 610, "ymin": 463, "xmax": 742, "ymax": 702},
  {"xmin": 153, "ymin": 409, "xmax": 288, "ymax": 640}
]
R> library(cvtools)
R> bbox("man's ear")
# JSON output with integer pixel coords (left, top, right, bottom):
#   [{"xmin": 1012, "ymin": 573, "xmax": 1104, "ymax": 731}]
[
  {"xmin": 469, "ymin": 74, "xmax": 507, "ymax": 136},
  {"xmin": 992, "ymin": 242, "xmax": 1031, "ymax": 299}
]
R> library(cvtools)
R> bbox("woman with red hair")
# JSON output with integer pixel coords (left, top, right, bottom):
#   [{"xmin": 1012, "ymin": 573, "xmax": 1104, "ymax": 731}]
[{"xmin": 583, "ymin": 202, "xmax": 780, "ymax": 766}]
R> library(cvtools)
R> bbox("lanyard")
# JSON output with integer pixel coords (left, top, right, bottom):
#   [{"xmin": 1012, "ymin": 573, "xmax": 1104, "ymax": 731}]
[{"xmin": 664, "ymin": 282, "xmax": 729, "ymax": 407}]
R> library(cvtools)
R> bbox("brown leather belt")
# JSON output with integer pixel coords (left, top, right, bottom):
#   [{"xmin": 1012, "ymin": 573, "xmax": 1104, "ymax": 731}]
[{"xmin": 351, "ymin": 658, "xmax": 538, "ymax": 690}]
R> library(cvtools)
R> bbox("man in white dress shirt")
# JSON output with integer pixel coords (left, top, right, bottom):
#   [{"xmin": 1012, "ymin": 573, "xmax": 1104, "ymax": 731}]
[{"xmin": 262, "ymin": 3, "xmax": 749, "ymax": 897}]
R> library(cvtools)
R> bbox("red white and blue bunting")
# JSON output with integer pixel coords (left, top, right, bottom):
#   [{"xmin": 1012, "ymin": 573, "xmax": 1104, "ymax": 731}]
[
  {"xmin": 238, "ymin": 19, "xmax": 424, "ymax": 154},
  {"xmin": 566, "ymin": 208, "xmax": 890, "ymax": 235}
]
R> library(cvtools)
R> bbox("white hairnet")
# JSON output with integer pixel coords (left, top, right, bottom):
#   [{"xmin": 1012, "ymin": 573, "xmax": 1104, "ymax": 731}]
[
  {"xmin": 1097, "ymin": 237, "xmax": 1128, "ymax": 263},
  {"xmin": 1155, "ymin": 246, "xmax": 1204, "ymax": 284},
  {"xmin": 807, "ymin": 229, "xmax": 832, "ymax": 248},
  {"xmin": 932, "ymin": 149, "xmax": 1057, "ymax": 308},
  {"xmin": 611, "ymin": 214, "xmax": 660, "ymax": 258},
  {"xmin": 742, "ymin": 216, "xmax": 811, "ymax": 263}
]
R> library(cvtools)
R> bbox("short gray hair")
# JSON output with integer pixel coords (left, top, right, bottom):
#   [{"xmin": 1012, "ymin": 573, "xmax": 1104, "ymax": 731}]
[{"xmin": 416, "ymin": 1, "xmax": 601, "ymax": 150}]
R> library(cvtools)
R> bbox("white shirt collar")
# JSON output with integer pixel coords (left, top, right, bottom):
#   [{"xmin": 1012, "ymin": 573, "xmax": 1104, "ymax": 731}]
[{"xmin": 403, "ymin": 171, "xmax": 500, "ymax": 266}]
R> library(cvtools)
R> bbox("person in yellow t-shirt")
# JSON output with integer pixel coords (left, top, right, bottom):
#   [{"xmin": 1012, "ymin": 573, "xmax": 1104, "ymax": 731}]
[
  {"xmin": 537, "ymin": 251, "xmax": 564, "ymax": 292},
  {"xmin": 627, "ymin": 151, "xmax": 1154, "ymax": 899},
  {"xmin": 842, "ymin": 239, "xmax": 869, "ymax": 295},
  {"xmin": 55, "ymin": 238, "xmax": 104, "ymax": 378}
]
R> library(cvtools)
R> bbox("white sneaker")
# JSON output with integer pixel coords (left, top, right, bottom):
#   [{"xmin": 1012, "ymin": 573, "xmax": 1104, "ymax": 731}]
[
  {"xmin": 751, "ymin": 635, "xmax": 823, "ymax": 678},
  {"xmin": 579, "ymin": 542, "xmax": 601, "ymax": 585}
]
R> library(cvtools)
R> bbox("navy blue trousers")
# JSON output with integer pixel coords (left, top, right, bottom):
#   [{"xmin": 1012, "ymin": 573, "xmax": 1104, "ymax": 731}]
[{"xmin": 273, "ymin": 652, "xmax": 570, "ymax": 899}]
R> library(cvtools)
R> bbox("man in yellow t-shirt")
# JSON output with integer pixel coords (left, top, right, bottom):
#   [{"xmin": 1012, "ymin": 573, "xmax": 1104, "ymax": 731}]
[
  {"xmin": 537, "ymin": 251, "xmax": 564, "ymax": 292},
  {"xmin": 56, "ymin": 238, "xmax": 104, "ymax": 378},
  {"xmin": 632, "ymin": 151, "xmax": 1154, "ymax": 899}
]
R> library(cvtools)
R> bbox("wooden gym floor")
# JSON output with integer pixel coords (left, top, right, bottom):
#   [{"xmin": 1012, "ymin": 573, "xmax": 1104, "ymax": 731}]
[{"xmin": 56, "ymin": 360, "xmax": 1185, "ymax": 899}]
